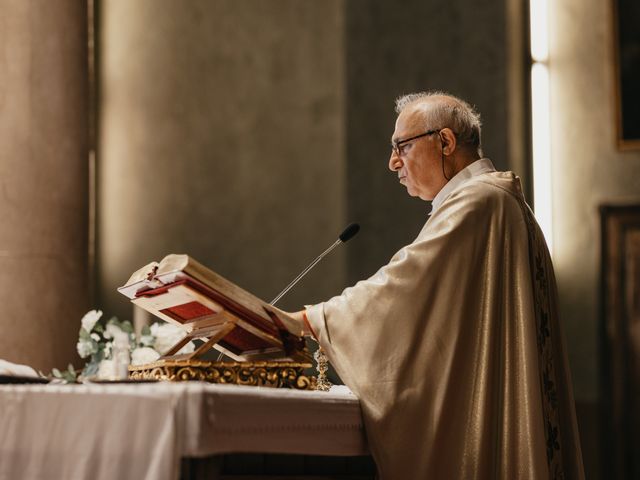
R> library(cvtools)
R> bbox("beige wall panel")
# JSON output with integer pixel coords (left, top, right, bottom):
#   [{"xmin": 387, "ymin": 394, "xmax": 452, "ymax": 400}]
[
  {"xmin": 0, "ymin": 1, "xmax": 89, "ymax": 370},
  {"xmin": 550, "ymin": 0, "xmax": 640, "ymax": 401},
  {"xmin": 98, "ymin": 1, "xmax": 346, "ymax": 319}
]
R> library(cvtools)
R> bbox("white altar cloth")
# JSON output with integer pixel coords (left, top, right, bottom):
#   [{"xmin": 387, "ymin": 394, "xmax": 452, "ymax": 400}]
[{"xmin": 0, "ymin": 382, "xmax": 367, "ymax": 480}]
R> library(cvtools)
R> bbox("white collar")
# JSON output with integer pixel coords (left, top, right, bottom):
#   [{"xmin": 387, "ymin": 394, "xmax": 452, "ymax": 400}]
[{"xmin": 430, "ymin": 158, "xmax": 496, "ymax": 215}]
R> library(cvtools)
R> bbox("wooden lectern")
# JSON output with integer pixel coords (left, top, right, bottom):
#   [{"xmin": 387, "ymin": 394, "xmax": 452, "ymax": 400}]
[{"xmin": 118, "ymin": 254, "xmax": 315, "ymax": 389}]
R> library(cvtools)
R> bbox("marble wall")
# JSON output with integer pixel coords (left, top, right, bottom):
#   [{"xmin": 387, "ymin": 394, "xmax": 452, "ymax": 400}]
[{"xmin": 0, "ymin": 1, "xmax": 89, "ymax": 371}]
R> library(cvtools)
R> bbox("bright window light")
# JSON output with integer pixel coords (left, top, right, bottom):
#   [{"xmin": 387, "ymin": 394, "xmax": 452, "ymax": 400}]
[
  {"xmin": 529, "ymin": 0, "xmax": 552, "ymax": 254},
  {"xmin": 531, "ymin": 63, "xmax": 553, "ymax": 253},
  {"xmin": 530, "ymin": 0, "xmax": 549, "ymax": 62}
]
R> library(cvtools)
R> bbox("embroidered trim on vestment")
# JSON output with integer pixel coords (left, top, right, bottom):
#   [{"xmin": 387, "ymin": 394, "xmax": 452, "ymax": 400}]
[{"xmin": 523, "ymin": 204, "xmax": 564, "ymax": 480}]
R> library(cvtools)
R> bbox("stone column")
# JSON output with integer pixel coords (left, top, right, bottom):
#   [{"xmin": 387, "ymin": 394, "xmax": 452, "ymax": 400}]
[
  {"xmin": 0, "ymin": 1, "xmax": 89, "ymax": 371},
  {"xmin": 98, "ymin": 1, "xmax": 347, "ymax": 318}
]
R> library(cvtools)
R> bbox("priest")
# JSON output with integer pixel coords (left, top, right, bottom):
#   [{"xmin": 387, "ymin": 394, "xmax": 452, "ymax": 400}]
[{"xmin": 287, "ymin": 92, "xmax": 585, "ymax": 479}]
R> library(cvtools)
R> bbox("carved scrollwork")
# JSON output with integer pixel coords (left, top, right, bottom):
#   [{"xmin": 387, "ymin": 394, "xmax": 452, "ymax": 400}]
[{"xmin": 129, "ymin": 360, "xmax": 317, "ymax": 390}]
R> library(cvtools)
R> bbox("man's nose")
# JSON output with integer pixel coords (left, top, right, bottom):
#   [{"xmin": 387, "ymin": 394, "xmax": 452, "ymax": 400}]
[{"xmin": 389, "ymin": 150, "xmax": 402, "ymax": 171}]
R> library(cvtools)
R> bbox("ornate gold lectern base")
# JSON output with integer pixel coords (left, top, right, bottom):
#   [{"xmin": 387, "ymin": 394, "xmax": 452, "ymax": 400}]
[{"xmin": 129, "ymin": 360, "xmax": 316, "ymax": 390}]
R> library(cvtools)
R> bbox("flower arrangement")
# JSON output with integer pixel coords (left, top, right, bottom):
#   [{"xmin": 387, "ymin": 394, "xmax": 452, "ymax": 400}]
[{"xmin": 66, "ymin": 309, "xmax": 195, "ymax": 381}]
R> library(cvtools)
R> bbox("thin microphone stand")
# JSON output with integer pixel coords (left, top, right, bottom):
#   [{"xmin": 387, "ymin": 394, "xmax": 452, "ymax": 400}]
[{"xmin": 270, "ymin": 239, "xmax": 342, "ymax": 306}]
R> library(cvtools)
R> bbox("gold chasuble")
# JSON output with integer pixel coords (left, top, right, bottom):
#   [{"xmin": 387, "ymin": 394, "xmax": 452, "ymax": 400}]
[{"xmin": 306, "ymin": 171, "xmax": 584, "ymax": 479}]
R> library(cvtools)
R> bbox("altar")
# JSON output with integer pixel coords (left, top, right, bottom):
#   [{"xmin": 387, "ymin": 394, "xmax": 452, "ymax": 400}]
[{"xmin": 0, "ymin": 382, "xmax": 373, "ymax": 480}]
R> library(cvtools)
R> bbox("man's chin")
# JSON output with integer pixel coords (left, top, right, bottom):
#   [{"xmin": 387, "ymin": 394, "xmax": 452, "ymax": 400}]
[
  {"xmin": 406, "ymin": 188, "xmax": 430, "ymax": 201},
  {"xmin": 417, "ymin": 191, "xmax": 434, "ymax": 202}
]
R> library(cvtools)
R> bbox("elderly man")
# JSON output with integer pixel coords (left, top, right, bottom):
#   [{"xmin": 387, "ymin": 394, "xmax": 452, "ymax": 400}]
[{"xmin": 288, "ymin": 92, "xmax": 584, "ymax": 479}]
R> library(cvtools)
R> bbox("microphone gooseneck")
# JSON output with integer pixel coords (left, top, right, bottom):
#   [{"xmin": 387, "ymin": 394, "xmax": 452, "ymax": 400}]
[{"xmin": 270, "ymin": 223, "xmax": 360, "ymax": 306}]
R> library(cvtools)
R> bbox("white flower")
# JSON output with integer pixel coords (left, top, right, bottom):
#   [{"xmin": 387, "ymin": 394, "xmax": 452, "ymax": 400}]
[
  {"xmin": 81, "ymin": 310, "xmax": 103, "ymax": 333},
  {"xmin": 97, "ymin": 359, "xmax": 115, "ymax": 379},
  {"xmin": 90, "ymin": 333, "xmax": 100, "ymax": 342},
  {"xmin": 104, "ymin": 323, "xmax": 123, "ymax": 340},
  {"xmin": 131, "ymin": 347, "xmax": 160, "ymax": 366},
  {"xmin": 179, "ymin": 341, "xmax": 196, "ymax": 355},
  {"xmin": 139, "ymin": 333, "xmax": 155, "ymax": 347},
  {"xmin": 150, "ymin": 322, "xmax": 195, "ymax": 355},
  {"xmin": 112, "ymin": 328, "xmax": 129, "ymax": 348},
  {"xmin": 76, "ymin": 338, "xmax": 95, "ymax": 358}
]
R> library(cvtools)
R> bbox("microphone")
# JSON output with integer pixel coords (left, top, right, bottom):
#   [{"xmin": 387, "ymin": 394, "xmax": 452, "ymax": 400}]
[{"xmin": 270, "ymin": 222, "xmax": 360, "ymax": 306}]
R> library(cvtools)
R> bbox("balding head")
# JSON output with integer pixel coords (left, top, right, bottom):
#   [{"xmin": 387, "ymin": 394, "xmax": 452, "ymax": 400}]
[{"xmin": 395, "ymin": 91, "xmax": 483, "ymax": 158}]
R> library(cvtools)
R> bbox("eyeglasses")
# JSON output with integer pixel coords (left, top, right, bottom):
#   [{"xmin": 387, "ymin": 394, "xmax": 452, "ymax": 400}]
[{"xmin": 391, "ymin": 129, "xmax": 439, "ymax": 157}]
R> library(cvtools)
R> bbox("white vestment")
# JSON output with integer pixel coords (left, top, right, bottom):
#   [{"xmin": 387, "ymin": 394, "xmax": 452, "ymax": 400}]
[{"xmin": 306, "ymin": 170, "xmax": 584, "ymax": 479}]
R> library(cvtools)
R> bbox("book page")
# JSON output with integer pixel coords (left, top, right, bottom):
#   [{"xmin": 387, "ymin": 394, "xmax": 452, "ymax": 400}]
[{"xmin": 123, "ymin": 261, "xmax": 160, "ymax": 287}]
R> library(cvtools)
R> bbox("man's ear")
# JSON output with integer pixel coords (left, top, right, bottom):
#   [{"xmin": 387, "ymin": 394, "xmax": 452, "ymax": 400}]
[{"xmin": 439, "ymin": 128, "xmax": 457, "ymax": 156}]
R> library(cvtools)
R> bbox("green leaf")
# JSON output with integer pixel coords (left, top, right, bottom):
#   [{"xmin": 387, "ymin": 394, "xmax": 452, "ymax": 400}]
[
  {"xmin": 52, "ymin": 368, "xmax": 62, "ymax": 378},
  {"xmin": 62, "ymin": 365, "xmax": 78, "ymax": 382},
  {"xmin": 91, "ymin": 348, "xmax": 105, "ymax": 365},
  {"xmin": 120, "ymin": 320, "xmax": 134, "ymax": 334},
  {"xmin": 141, "ymin": 325, "xmax": 151, "ymax": 336},
  {"xmin": 79, "ymin": 328, "xmax": 91, "ymax": 341}
]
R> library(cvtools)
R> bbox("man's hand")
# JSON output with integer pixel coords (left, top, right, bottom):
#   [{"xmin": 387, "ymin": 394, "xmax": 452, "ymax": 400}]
[
  {"xmin": 287, "ymin": 310, "xmax": 311, "ymax": 336},
  {"xmin": 267, "ymin": 307, "xmax": 309, "ymax": 337},
  {"xmin": 288, "ymin": 310, "xmax": 305, "ymax": 325},
  {"xmin": 289, "ymin": 310, "xmax": 314, "ymax": 337}
]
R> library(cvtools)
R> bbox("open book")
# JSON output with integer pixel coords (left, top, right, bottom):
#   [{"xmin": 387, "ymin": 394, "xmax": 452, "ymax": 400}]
[{"xmin": 118, "ymin": 254, "xmax": 309, "ymax": 363}]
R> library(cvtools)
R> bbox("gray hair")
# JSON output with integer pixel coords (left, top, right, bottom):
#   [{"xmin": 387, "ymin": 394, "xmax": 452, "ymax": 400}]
[{"xmin": 395, "ymin": 91, "xmax": 483, "ymax": 157}]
